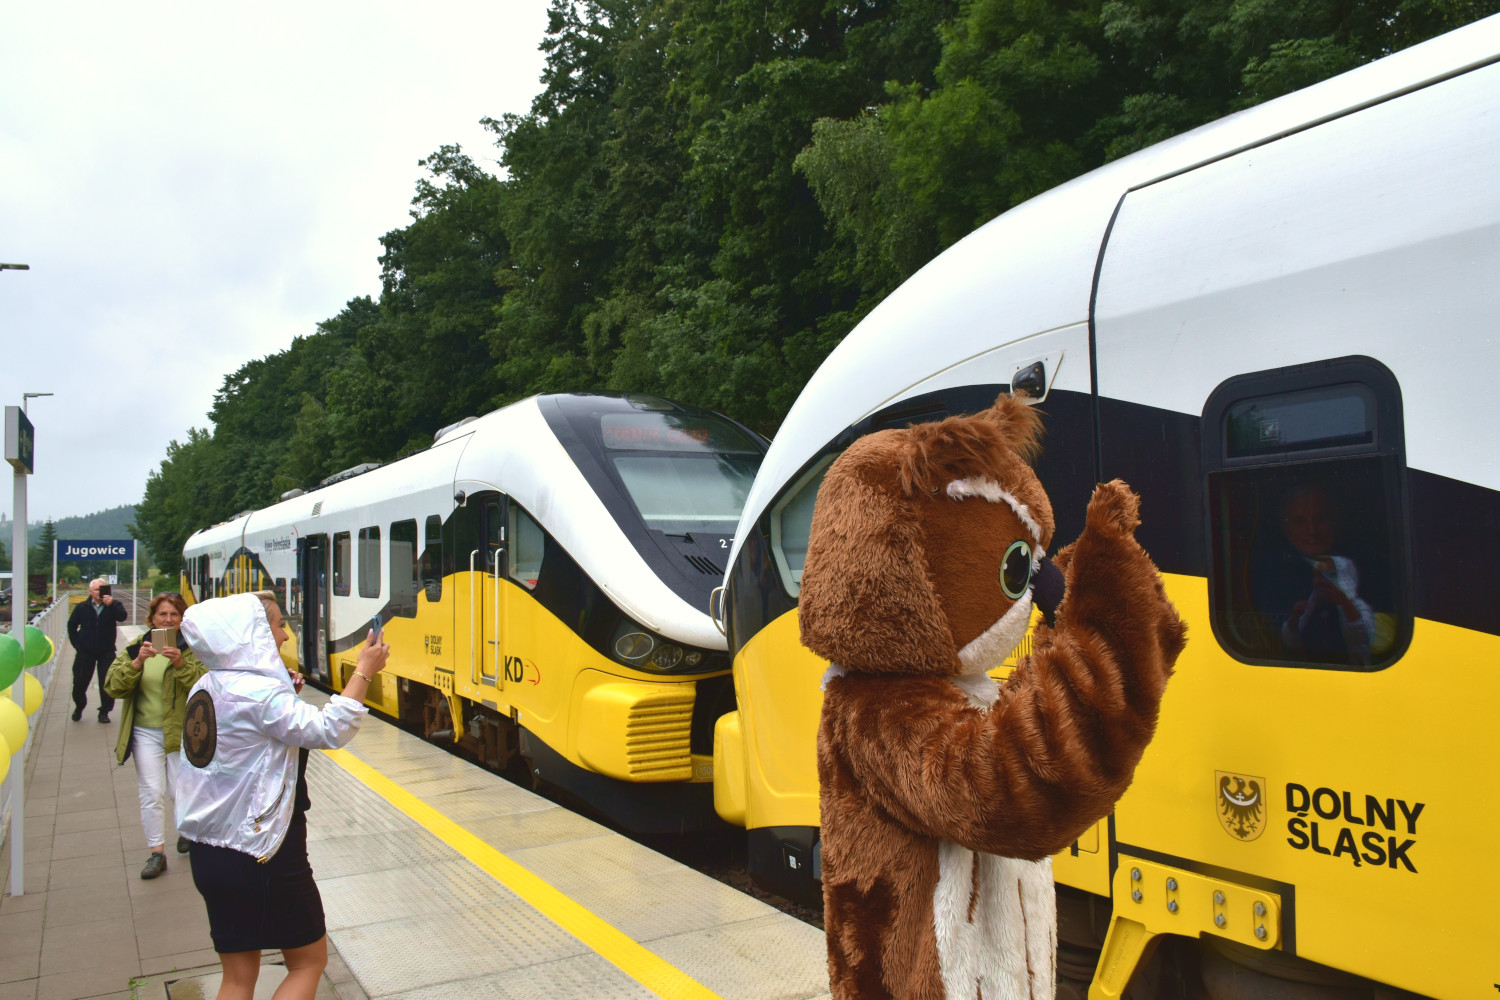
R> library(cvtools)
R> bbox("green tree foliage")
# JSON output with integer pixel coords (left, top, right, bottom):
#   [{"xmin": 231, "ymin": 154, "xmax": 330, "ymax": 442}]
[
  {"xmin": 30, "ymin": 519, "xmax": 57, "ymax": 575},
  {"xmin": 133, "ymin": 0, "xmax": 1498, "ymax": 564}
]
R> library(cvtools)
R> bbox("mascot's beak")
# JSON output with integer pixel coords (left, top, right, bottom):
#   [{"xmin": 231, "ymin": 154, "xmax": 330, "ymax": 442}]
[{"xmin": 1033, "ymin": 556, "xmax": 1065, "ymax": 628}]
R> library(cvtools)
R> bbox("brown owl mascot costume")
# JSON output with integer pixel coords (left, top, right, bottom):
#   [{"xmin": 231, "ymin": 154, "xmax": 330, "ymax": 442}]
[{"xmin": 800, "ymin": 394, "xmax": 1186, "ymax": 1000}]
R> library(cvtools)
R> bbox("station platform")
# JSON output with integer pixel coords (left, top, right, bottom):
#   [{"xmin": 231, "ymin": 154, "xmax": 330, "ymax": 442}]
[{"xmin": 1, "ymin": 633, "xmax": 831, "ymax": 1000}]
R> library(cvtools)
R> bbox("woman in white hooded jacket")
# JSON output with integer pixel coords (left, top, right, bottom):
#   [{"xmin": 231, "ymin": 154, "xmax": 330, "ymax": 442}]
[{"xmin": 175, "ymin": 591, "xmax": 388, "ymax": 1000}]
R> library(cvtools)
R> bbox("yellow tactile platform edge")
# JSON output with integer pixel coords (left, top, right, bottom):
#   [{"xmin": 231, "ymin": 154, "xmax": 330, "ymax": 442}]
[{"xmin": 321, "ymin": 747, "xmax": 724, "ymax": 1000}]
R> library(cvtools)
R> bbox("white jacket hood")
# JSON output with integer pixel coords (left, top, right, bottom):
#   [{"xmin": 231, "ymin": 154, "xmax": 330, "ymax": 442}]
[
  {"xmin": 182, "ymin": 593, "xmax": 290, "ymax": 683},
  {"xmin": 176, "ymin": 593, "xmax": 368, "ymax": 861}
]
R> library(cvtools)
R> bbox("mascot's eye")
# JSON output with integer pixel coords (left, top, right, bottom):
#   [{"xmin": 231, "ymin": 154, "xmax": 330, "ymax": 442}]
[{"xmin": 999, "ymin": 540, "xmax": 1033, "ymax": 600}]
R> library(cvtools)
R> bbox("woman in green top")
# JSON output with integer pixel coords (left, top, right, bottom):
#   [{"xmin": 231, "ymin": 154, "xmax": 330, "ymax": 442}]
[{"xmin": 104, "ymin": 592, "xmax": 207, "ymax": 880}]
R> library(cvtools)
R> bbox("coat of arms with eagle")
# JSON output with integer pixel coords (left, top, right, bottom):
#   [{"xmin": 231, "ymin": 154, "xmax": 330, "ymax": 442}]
[{"xmin": 1216, "ymin": 770, "xmax": 1266, "ymax": 841}]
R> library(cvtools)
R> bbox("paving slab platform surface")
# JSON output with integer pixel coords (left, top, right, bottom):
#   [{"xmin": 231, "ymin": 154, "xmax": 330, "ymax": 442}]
[{"xmin": 2, "ymin": 635, "xmax": 830, "ymax": 1000}]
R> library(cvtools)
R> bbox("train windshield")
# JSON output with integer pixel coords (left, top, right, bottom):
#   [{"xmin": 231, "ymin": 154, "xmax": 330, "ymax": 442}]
[{"xmin": 600, "ymin": 413, "xmax": 762, "ymax": 535}]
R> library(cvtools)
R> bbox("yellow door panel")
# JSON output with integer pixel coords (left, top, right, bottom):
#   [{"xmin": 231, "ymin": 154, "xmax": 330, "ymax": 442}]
[{"xmin": 1116, "ymin": 574, "xmax": 1500, "ymax": 998}]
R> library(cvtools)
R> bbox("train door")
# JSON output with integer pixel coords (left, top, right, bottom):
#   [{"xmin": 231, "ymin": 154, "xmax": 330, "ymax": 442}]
[
  {"xmin": 1089, "ymin": 61, "xmax": 1500, "ymax": 998},
  {"xmin": 299, "ymin": 534, "xmax": 331, "ymax": 685},
  {"xmin": 474, "ymin": 494, "xmax": 505, "ymax": 688}
]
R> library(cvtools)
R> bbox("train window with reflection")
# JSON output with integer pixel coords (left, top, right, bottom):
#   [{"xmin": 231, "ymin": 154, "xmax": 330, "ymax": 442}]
[
  {"xmin": 358, "ymin": 527, "xmax": 381, "ymax": 598},
  {"xmin": 389, "ymin": 520, "xmax": 418, "ymax": 617},
  {"xmin": 509, "ymin": 505, "xmax": 545, "ymax": 590},
  {"xmin": 421, "ymin": 515, "xmax": 443, "ymax": 603},
  {"xmin": 601, "ymin": 412, "xmax": 763, "ymax": 536},
  {"xmin": 274, "ymin": 578, "xmax": 286, "ymax": 611},
  {"xmin": 333, "ymin": 532, "xmax": 351, "ymax": 596},
  {"xmin": 1204, "ymin": 359, "xmax": 1410, "ymax": 670},
  {"xmin": 770, "ymin": 454, "xmax": 839, "ymax": 598}
]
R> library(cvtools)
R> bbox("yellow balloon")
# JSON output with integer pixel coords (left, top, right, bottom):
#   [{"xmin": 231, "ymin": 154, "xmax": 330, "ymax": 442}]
[
  {"xmin": 0, "ymin": 697, "xmax": 27, "ymax": 755},
  {"xmin": 3, "ymin": 673, "xmax": 44, "ymax": 715},
  {"xmin": 0, "ymin": 742, "xmax": 8, "ymax": 784}
]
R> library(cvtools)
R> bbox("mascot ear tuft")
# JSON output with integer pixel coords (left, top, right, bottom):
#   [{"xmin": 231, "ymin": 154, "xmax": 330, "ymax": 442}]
[{"xmin": 896, "ymin": 393, "xmax": 1045, "ymax": 497}]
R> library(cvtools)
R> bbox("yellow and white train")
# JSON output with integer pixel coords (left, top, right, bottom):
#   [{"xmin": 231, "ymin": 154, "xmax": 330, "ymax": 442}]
[
  {"xmin": 713, "ymin": 15, "xmax": 1500, "ymax": 1000},
  {"xmin": 183, "ymin": 392, "xmax": 765, "ymax": 833}
]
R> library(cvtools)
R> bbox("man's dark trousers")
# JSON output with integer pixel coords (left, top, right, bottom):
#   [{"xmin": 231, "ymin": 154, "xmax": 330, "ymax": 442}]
[{"xmin": 72, "ymin": 651, "xmax": 116, "ymax": 718}]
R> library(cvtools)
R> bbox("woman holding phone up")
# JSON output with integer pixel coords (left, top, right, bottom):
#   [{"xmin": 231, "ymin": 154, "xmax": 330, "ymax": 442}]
[
  {"xmin": 175, "ymin": 591, "xmax": 389, "ymax": 1000},
  {"xmin": 104, "ymin": 592, "xmax": 208, "ymax": 879}
]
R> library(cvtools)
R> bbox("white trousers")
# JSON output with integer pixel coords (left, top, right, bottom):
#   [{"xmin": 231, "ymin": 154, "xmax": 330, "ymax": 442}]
[{"xmin": 132, "ymin": 727, "xmax": 178, "ymax": 850}]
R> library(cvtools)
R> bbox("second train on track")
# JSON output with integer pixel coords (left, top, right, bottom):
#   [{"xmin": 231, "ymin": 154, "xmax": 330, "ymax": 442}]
[{"xmin": 180, "ymin": 392, "xmax": 766, "ymax": 833}]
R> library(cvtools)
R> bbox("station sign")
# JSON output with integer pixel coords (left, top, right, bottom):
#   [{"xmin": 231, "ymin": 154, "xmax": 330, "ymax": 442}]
[
  {"xmin": 4, "ymin": 406, "xmax": 33, "ymax": 475},
  {"xmin": 59, "ymin": 539, "xmax": 135, "ymax": 560}
]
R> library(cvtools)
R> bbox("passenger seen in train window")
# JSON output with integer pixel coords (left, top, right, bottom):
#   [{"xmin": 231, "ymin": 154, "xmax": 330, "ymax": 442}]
[
  {"xmin": 175, "ymin": 591, "xmax": 390, "ymax": 1000},
  {"xmin": 1252, "ymin": 484, "xmax": 1376, "ymax": 665}
]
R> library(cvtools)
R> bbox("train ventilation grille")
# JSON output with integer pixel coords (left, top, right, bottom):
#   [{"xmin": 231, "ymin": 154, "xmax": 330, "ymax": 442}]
[
  {"xmin": 311, "ymin": 501, "xmax": 323, "ymax": 517},
  {"xmin": 625, "ymin": 693, "xmax": 695, "ymax": 780},
  {"xmin": 1003, "ymin": 630, "xmax": 1034, "ymax": 666},
  {"xmin": 684, "ymin": 554, "xmax": 722, "ymax": 575}
]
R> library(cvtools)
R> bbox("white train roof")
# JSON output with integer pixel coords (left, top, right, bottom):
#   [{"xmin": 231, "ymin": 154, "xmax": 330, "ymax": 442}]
[
  {"xmin": 727, "ymin": 14, "xmax": 1500, "ymax": 574},
  {"xmin": 185, "ymin": 395, "xmax": 724, "ymax": 650}
]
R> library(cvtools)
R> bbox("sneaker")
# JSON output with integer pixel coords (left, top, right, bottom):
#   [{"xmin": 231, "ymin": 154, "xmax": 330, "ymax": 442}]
[
  {"xmin": 71, "ymin": 709, "xmax": 82, "ymax": 721},
  {"xmin": 177, "ymin": 836, "xmax": 191, "ymax": 854},
  {"xmin": 98, "ymin": 713, "xmax": 110, "ymax": 723},
  {"xmin": 140, "ymin": 853, "xmax": 167, "ymax": 879}
]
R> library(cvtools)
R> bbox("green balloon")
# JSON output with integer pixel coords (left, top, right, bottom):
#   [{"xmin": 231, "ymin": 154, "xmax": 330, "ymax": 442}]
[
  {"xmin": 22, "ymin": 625, "xmax": 51, "ymax": 667},
  {"xmin": 0, "ymin": 634, "xmax": 20, "ymax": 691}
]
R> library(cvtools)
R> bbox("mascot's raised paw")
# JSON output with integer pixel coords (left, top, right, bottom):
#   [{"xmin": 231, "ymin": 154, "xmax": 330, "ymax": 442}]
[
  {"xmin": 801, "ymin": 393, "xmax": 1186, "ymax": 1000},
  {"xmin": 1086, "ymin": 478, "xmax": 1142, "ymax": 535}
]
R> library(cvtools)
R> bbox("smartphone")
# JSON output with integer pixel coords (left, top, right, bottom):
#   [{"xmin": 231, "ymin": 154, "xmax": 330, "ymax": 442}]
[
  {"xmin": 367, "ymin": 613, "xmax": 383, "ymax": 644},
  {"xmin": 150, "ymin": 627, "xmax": 179, "ymax": 650},
  {"xmin": 99, "ymin": 583, "xmax": 112, "ymax": 598}
]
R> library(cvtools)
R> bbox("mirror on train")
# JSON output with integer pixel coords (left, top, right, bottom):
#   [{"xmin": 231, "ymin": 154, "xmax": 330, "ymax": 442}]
[{"xmin": 1012, "ymin": 361, "xmax": 1046, "ymax": 399}]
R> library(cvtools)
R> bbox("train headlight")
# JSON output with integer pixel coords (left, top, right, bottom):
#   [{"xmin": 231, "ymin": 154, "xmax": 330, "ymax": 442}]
[
  {"xmin": 614, "ymin": 631, "xmax": 656, "ymax": 663},
  {"xmin": 608, "ymin": 619, "xmax": 719, "ymax": 674}
]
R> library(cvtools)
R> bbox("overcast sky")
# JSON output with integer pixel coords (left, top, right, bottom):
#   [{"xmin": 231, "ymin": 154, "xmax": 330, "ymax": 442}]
[{"xmin": 1, "ymin": 0, "xmax": 550, "ymax": 527}]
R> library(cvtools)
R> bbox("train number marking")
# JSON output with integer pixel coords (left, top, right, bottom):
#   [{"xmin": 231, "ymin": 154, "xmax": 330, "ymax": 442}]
[{"xmin": 718, "ymin": 536, "xmax": 734, "ymax": 549}]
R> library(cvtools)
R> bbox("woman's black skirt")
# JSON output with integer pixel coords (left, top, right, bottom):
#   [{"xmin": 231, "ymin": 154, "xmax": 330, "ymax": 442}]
[{"xmin": 189, "ymin": 815, "xmax": 325, "ymax": 953}]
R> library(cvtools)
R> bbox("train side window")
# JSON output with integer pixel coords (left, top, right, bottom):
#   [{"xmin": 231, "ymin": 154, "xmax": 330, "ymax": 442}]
[
  {"xmin": 197, "ymin": 556, "xmax": 209, "ymax": 602},
  {"xmin": 274, "ymin": 578, "xmax": 286, "ymax": 611},
  {"xmin": 389, "ymin": 519, "xmax": 418, "ymax": 617},
  {"xmin": 770, "ymin": 453, "xmax": 839, "ymax": 598},
  {"xmin": 333, "ymin": 531, "xmax": 351, "ymax": 597},
  {"xmin": 421, "ymin": 515, "xmax": 443, "ymax": 603},
  {"xmin": 358, "ymin": 526, "xmax": 381, "ymax": 598},
  {"xmin": 509, "ymin": 505, "xmax": 545, "ymax": 590},
  {"xmin": 1203, "ymin": 358, "xmax": 1410, "ymax": 670}
]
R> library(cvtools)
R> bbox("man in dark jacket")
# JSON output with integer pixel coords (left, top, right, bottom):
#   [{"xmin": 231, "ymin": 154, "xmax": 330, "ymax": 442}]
[{"xmin": 68, "ymin": 578, "xmax": 127, "ymax": 722}]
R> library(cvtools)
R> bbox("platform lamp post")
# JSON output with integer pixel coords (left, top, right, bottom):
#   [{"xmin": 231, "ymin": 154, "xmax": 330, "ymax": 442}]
[
  {"xmin": 5, "ymin": 261, "xmax": 35, "ymax": 894},
  {"xmin": 24, "ymin": 396, "xmax": 57, "ymax": 605},
  {"xmin": 5, "ymin": 402, "xmax": 36, "ymax": 895}
]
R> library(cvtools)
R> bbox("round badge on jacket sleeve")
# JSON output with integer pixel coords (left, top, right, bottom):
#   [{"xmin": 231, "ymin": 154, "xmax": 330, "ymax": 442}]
[{"xmin": 183, "ymin": 689, "xmax": 217, "ymax": 768}]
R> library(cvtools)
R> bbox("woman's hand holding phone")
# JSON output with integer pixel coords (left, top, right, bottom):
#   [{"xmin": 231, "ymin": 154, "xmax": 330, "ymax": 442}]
[
  {"xmin": 356, "ymin": 627, "xmax": 390, "ymax": 678},
  {"xmin": 133, "ymin": 642, "xmax": 157, "ymax": 668}
]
